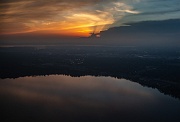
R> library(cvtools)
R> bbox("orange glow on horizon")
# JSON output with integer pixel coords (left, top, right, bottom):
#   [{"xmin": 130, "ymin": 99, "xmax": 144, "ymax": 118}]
[{"xmin": 0, "ymin": 1, "xmax": 140, "ymax": 37}]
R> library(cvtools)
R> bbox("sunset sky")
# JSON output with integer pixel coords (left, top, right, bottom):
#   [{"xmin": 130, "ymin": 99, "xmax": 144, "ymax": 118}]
[{"xmin": 0, "ymin": 0, "xmax": 180, "ymax": 37}]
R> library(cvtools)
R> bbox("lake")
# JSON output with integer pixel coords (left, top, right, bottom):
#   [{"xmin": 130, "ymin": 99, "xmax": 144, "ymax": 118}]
[{"xmin": 1, "ymin": 75, "xmax": 180, "ymax": 122}]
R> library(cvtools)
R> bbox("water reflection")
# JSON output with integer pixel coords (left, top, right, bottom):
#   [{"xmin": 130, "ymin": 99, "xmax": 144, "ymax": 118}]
[{"xmin": 1, "ymin": 75, "xmax": 180, "ymax": 122}]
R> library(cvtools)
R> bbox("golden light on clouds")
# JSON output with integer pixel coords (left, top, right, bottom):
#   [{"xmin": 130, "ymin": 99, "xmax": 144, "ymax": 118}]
[{"xmin": 0, "ymin": 0, "xmax": 140, "ymax": 36}]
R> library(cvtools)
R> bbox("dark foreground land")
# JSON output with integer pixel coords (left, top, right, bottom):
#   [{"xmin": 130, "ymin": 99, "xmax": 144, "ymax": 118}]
[{"xmin": 0, "ymin": 46, "xmax": 180, "ymax": 99}]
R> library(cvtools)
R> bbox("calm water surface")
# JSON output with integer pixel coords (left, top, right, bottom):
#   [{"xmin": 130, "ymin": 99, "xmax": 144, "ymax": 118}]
[{"xmin": 0, "ymin": 75, "xmax": 180, "ymax": 122}]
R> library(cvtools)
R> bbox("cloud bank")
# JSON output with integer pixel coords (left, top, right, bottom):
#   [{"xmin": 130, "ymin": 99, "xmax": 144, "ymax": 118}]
[{"xmin": 0, "ymin": 0, "xmax": 179, "ymax": 36}]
